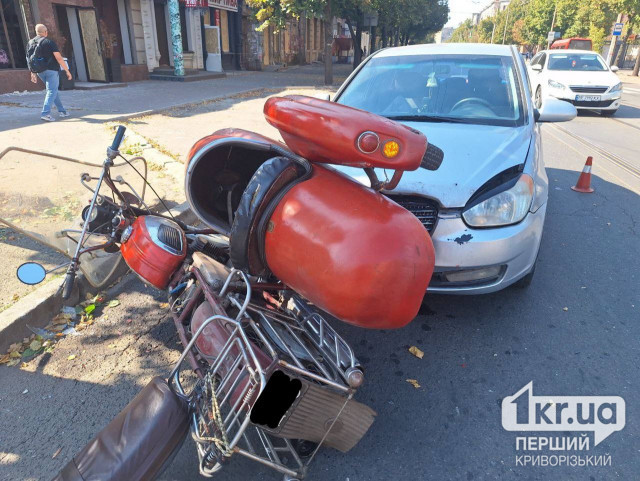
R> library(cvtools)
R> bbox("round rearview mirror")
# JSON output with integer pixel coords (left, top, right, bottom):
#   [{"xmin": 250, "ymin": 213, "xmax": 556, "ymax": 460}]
[{"xmin": 17, "ymin": 262, "xmax": 47, "ymax": 285}]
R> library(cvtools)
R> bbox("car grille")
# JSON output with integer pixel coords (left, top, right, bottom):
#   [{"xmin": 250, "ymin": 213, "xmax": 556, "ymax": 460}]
[
  {"xmin": 384, "ymin": 195, "xmax": 439, "ymax": 234},
  {"xmin": 570, "ymin": 86, "xmax": 609, "ymax": 94},
  {"xmin": 569, "ymin": 99, "xmax": 614, "ymax": 108}
]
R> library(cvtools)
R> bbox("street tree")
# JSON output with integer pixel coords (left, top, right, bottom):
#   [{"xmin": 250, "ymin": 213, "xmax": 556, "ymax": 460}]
[{"xmin": 248, "ymin": 0, "xmax": 448, "ymax": 82}]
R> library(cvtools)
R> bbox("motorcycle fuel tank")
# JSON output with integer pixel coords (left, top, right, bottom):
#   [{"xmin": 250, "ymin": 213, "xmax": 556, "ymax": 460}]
[
  {"xmin": 264, "ymin": 165, "xmax": 435, "ymax": 329},
  {"xmin": 120, "ymin": 216, "xmax": 186, "ymax": 289}
]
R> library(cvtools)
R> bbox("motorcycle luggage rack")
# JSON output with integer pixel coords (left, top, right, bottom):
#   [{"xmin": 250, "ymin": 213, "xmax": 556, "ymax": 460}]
[{"xmin": 168, "ymin": 269, "xmax": 360, "ymax": 480}]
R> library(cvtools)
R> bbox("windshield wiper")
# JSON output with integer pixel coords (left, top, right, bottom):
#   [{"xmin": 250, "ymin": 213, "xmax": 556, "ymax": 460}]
[{"xmin": 385, "ymin": 115, "xmax": 475, "ymax": 124}]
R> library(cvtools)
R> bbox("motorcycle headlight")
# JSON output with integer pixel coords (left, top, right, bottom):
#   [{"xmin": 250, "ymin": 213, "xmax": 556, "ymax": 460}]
[
  {"xmin": 463, "ymin": 175, "xmax": 534, "ymax": 227},
  {"xmin": 548, "ymin": 79, "xmax": 565, "ymax": 90},
  {"xmin": 609, "ymin": 82, "xmax": 622, "ymax": 93}
]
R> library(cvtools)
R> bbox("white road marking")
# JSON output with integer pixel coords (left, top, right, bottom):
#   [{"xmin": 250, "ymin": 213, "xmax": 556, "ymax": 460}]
[{"xmin": 623, "ymin": 87, "xmax": 640, "ymax": 94}]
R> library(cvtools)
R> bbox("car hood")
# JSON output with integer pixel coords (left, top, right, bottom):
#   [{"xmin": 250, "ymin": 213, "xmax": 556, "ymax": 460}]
[
  {"xmin": 333, "ymin": 121, "xmax": 532, "ymax": 208},
  {"xmin": 544, "ymin": 70, "xmax": 619, "ymax": 87}
]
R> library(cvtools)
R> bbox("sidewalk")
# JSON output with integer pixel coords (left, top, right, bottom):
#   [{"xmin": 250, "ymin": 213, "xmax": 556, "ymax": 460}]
[
  {"xmin": 618, "ymin": 68, "xmax": 640, "ymax": 86},
  {"xmin": 0, "ymin": 64, "xmax": 351, "ymax": 132}
]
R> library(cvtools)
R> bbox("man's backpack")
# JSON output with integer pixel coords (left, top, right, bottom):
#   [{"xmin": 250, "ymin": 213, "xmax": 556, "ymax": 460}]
[{"xmin": 26, "ymin": 37, "xmax": 48, "ymax": 73}]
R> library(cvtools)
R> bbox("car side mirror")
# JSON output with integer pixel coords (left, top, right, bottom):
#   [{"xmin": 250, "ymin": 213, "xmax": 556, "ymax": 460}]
[
  {"xmin": 531, "ymin": 64, "xmax": 542, "ymax": 72},
  {"xmin": 535, "ymin": 97, "xmax": 577, "ymax": 122},
  {"xmin": 610, "ymin": 65, "xmax": 619, "ymax": 72}
]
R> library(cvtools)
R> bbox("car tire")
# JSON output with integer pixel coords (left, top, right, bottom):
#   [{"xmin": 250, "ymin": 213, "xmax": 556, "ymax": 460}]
[
  {"xmin": 534, "ymin": 86, "xmax": 542, "ymax": 109},
  {"xmin": 601, "ymin": 109, "xmax": 618, "ymax": 117}
]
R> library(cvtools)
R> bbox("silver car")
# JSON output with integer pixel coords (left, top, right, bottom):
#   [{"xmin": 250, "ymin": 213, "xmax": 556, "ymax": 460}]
[{"xmin": 331, "ymin": 43, "xmax": 576, "ymax": 294}]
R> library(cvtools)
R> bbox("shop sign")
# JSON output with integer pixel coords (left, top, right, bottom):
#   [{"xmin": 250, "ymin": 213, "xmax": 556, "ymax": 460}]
[
  {"xmin": 208, "ymin": 0, "xmax": 238, "ymax": 12},
  {"xmin": 181, "ymin": 0, "xmax": 208, "ymax": 6}
]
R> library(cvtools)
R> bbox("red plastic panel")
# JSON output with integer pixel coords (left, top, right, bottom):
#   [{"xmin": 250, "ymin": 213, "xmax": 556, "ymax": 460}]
[
  {"xmin": 264, "ymin": 95, "xmax": 427, "ymax": 170},
  {"xmin": 264, "ymin": 165, "xmax": 434, "ymax": 329},
  {"xmin": 120, "ymin": 216, "xmax": 186, "ymax": 289}
]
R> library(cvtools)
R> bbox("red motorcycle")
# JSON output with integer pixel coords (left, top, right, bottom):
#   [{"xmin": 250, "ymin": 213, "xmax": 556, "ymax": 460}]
[{"xmin": 17, "ymin": 96, "xmax": 443, "ymax": 481}]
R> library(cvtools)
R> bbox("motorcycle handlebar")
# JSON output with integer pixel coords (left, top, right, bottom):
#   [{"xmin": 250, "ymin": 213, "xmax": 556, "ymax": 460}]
[
  {"xmin": 421, "ymin": 142, "xmax": 444, "ymax": 171},
  {"xmin": 110, "ymin": 125, "xmax": 126, "ymax": 152},
  {"xmin": 62, "ymin": 269, "xmax": 75, "ymax": 300}
]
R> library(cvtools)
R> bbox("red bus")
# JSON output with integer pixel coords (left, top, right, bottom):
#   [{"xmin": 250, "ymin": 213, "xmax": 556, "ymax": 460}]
[{"xmin": 550, "ymin": 38, "xmax": 592, "ymax": 50}]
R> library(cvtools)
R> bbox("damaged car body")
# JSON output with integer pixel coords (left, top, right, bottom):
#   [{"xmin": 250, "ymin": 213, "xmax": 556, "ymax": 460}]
[{"xmin": 332, "ymin": 43, "xmax": 576, "ymax": 293}]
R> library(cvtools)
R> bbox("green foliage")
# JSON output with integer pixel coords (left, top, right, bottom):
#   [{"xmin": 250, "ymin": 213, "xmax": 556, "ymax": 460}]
[
  {"xmin": 247, "ymin": 0, "xmax": 448, "ymax": 47},
  {"xmin": 449, "ymin": 0, "xmax": 623, "ymax": 50}
]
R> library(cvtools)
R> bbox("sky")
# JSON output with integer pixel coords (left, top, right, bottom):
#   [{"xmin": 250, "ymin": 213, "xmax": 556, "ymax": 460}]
[{"xmin": 445, "ymin": 0, "xmax": 487, "ymax": 28}]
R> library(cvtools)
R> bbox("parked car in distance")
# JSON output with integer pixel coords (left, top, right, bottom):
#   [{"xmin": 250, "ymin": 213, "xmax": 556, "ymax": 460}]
[
  {"xmin": 330, "ymin": 43, "xmax": 577, "ymax": 294},
  {"xmin": 528, "ymin": 49, "xmax": 622, "ymax": 116},
  {"xmin": 550, "ymin": 38, "xmax": 592, "ymax": 50}
]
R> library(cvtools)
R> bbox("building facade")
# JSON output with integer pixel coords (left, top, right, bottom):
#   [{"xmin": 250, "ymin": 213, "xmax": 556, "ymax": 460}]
[
  {"xmin": 1, "ymin": 0, "xmax": 149, "ymax": 94},
  {"xmin": 473, "ymin": 0, "xmax": 510, "ymax": 25},
  {"xmin": 0, "ymin": 0, "xmax": 332, "ymax": 94}
]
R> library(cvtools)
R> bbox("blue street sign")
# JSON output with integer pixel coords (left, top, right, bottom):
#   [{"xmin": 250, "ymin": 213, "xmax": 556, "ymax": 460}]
[{"xmin": 613, "ymin": 23, "xmax": 624, "ymax": 36}]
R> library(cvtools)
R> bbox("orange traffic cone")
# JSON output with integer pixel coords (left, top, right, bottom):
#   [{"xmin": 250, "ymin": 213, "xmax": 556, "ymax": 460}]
[{"xmin": 571, "ymin": 156, "xmax": 594, "ymax": 193}]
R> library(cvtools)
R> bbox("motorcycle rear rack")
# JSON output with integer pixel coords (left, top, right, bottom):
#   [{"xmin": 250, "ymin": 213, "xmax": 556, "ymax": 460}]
[{"xmin": 168, "ymin": 268, "xmax": 362, "ymax": 480}]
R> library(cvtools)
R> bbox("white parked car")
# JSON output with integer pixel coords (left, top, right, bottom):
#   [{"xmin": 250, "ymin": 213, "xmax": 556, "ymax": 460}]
[
  {"xmin": 528, "ymin": 49, "xmax": 622, "ymax": 116},
  {"xmin": 330, "ymin": 43, "xmax": 577, "ymax": 294}
]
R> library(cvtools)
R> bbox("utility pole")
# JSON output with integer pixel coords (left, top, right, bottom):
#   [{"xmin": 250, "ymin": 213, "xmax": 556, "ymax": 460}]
[
  {"xmin": 490, "ymin": 22, "xmax": 496, "ymax": 43},
  {"xmin": 547, "ymin": 3, "xmax": 557, "ymax": 49},
  {"xmin": 323, "ymin": 0, "xmax": 333, "ymax": 85},
  {"xmin": 502, "ymin": 3, "xmax": 510, "ymax": 44}
]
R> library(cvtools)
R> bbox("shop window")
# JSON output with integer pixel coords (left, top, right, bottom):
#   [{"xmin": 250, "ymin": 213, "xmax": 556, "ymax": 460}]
[{"xmin": 0, "ymin": 0, "xmax": 28, "ymax": 69}]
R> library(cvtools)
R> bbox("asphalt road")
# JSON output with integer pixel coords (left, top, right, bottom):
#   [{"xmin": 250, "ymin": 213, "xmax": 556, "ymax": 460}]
[{"xmin": 1, "ymin": 80, "xmax": 639, "ymax": 481}]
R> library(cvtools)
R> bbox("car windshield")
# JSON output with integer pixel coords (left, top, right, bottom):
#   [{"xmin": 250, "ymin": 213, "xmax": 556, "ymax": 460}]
[
  {"xmin": 336, "ymin": 54, "xmax": 524, "ymax": 127},
  {"xmin": 548, "ymin": 53, "xmax": 606, "ymax": 71}
]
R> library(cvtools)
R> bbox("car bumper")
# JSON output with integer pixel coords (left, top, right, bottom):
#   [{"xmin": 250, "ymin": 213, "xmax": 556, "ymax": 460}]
[
  {"xmin": 427, "ymin": 203, "xmax": 546, "ymax": 294},
  {"xmin": 547, "ymin": 90, "xmax": 621, "ymax": 111}
]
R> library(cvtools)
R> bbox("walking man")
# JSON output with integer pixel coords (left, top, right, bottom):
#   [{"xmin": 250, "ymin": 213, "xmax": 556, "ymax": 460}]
[{"xmin": 26, "ymin": 24, "xmax": 72, "ymax": 121}]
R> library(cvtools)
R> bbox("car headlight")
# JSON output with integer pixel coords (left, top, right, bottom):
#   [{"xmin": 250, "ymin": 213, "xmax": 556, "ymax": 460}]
[
  {"xmin": 610, "ymin": 82, "xmax": 622, "ymax": 93},
  {"xmin": 463, "ymin": 175, "xmax": 534, "ymax": 227},
  {"xmin": 548, "ymin": 79, "xmax": 565, "ymax": 90}
]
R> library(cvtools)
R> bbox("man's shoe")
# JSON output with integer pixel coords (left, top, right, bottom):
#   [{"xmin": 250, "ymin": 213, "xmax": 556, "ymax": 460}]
[
  {"xmin": 41, "ymin": 115, "xmax": 55, "ymax": 122},
  {"xmin": 58, "ymin": 111, "xmax": 70, "ymax": 118}
]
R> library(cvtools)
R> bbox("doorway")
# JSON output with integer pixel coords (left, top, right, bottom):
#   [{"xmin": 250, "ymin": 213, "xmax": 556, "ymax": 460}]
[
  {"xmin": 77, "ymin": 9, "xmax": 107, "ymax": 81},
  {"xmin": 58, "ymin": 6, "xmax": 107, "ymax": 82},
  {"xmin": 154, "ymin": 0, "xmax": 170, "ymax": 66}
]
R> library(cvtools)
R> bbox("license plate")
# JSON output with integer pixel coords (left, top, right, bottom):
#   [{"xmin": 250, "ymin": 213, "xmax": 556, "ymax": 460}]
[{"xmin": 575, "ymin": 95, "xmax": 601, "ymax": 102}]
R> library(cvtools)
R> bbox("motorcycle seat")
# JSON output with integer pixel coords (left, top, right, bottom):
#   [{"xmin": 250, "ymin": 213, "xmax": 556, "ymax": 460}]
[
  {"xmin": 52, "ymin": 377, "xmax": 189, "ymax": 481},
  {"xmin": 229, "ymin": 156, "xmax": 310, "ymax": 276}
]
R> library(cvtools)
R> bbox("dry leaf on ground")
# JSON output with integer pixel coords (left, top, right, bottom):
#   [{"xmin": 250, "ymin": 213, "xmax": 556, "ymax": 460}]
[
  {"xmin": 67, "ymin": 354, "xmax": 76, "ymax": 360},
  {"xmin": 409, "ymin": 346, "xmax": 424, "ymax": 359},
  {"xmin": 406, "ymin": 379, "xmax": 421, "ymax": 389}
]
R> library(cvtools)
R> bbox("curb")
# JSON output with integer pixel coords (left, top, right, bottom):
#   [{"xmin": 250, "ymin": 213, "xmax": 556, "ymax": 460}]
[
  {"xmin": 0, "ymin": 278, "xmax": 78, "ymax": 353},
  {"xmin": 104, "ymin": 87, "xmax": 271, "ymax": 123}
]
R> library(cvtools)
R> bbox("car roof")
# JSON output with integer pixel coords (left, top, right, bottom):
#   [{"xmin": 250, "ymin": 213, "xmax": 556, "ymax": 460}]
[
  {"xmin": 373, "ymin": 43, "xmax": 515, "ymax": 58},
  {"xmin": 540, "ymin": 49, "xmax": 602, "ymax": 56}
]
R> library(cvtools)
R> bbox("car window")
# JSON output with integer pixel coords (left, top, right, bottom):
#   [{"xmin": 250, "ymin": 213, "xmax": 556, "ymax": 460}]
[
  {"xmin": 336, "ymin": 54, "xmax": 524, "ymax": 127},
  {"xmin": 548, "ymin": 53, "xmax": 607, "ymax": 71},
  {"xmin": 539, "ymin": 53, "xmax": 547, "ymax": 68},
  {"xmin": 531, "ymin": 53, "xmax": 541, "ymax": 66}
]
